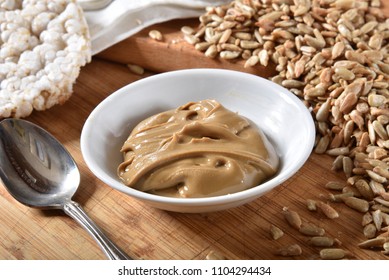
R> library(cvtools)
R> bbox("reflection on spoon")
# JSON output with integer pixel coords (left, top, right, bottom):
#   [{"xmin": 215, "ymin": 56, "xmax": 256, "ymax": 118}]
[{"xmin": 0, "ymin": 118, "xmax": 130, "ymax": 260}]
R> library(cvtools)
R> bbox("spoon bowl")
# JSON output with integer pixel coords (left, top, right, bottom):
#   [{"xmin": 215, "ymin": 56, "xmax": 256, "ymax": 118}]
[
  {"xmin": 0, "ymin": 118, "xmax": 129, "ymax": 260},
  {"xmin": 0, "ymin": 118, "xmax": 79, "ymax": 208}
]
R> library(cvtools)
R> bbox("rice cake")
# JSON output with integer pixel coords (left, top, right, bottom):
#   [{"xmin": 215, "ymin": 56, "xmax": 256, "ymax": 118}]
[{"xmin": 0, "ymin": 0, "xmax": 91, "ymax": 118}]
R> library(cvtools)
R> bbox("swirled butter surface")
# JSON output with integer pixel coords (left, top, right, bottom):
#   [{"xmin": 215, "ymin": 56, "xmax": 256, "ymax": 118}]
[{"xmin": 118, "ymin": 100, "xmax": 279, "ymax": 198}]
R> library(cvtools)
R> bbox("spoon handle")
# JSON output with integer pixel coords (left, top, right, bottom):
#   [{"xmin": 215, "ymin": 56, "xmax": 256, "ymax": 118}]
[{"xmin": 63, "ymin": 200, "xmax": 131, "ymax": 260}]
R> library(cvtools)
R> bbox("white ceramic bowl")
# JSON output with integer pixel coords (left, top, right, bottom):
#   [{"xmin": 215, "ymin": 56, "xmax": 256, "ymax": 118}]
[{"xmin": 81, "ymin": 69, "xmax": 315, "ymax": 213}]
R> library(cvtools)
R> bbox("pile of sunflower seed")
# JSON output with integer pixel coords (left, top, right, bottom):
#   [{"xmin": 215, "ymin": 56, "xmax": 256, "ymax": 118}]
[{"xmin": 183, "ymin": 0, "xmax": 389, "ymax": 258}]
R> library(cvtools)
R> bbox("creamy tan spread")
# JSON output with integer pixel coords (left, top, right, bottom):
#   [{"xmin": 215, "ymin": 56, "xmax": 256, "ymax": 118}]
[{"xmin": 118, "ymin": 100, "xmax": 279, "ymax": 198}]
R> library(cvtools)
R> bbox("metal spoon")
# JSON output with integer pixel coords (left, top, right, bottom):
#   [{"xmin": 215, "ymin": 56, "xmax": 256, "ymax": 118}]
[{"xmin": 0, "ymin": 118, "xmax": 130, "ymax": 260}]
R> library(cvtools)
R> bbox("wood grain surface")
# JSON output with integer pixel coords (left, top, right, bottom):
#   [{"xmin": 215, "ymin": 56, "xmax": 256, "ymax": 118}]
[{"xmin": 1, "ymin": 3, "xmax": 389, "ymax": 260}]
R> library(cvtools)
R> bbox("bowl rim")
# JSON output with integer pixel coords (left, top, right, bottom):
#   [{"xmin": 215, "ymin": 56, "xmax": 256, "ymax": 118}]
[{"xmin": 81, "ymin": 68, "xmax": 315, "ymax": 207}]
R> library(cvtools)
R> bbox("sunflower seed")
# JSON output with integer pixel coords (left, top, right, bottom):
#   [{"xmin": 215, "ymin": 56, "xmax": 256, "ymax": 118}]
[
  {"xmin": 219, "ymin": 50, "xmax": 241, "ymax": 59},
  {"xmin": 335, "ymin": 67, "xmax": 355, "ymax": 80},
  {"xmin": 343, "ymin": 156, "xmax": 353, "ymax": 178},
  {"xmin": 371, "ymin": 204, "xmax": 389, "ymax": 213},
  {"xmin": 281, "ymin": 79, "xmax": 306, "ymax": 89},
  {"xmin": 317, "ymin": 201, "xmax": 339, "ymax": 219},
  {"xmin": 373, "ymin": 209, "xmax": 383, "ymax": 231},
  {"xmin": 360, "ymin": 21, "xmax": 378, "ymax": 34},
  {"xmin": 258, "ymin": 49, "xmax": 269, "ymax": 66},
  {"xmin": 358, "ymin": 237, "xmax": 387, "ymax": 249},
  {"xmin": 319, "ymin": 248, "xmax": 347, "ymax": 260},
  {"xmin": 270, "ymin": 224, "xmax": 284, "ymax": 240},
  {"xmin": 220, "ymin": 43, "xmax": 241, "ymax": 52},
  {"xmin": 240, "ymin": 40, "xmax": 260, "ymax": 49},
  {"xmin": 308, "ymin": 236, "xmax": 335, "ymax": 247},
  {"xmin": 299, "ymin": 222, "xmax": 326, "ymax": 236},
  {"xmin": 181, "ymin": 26, "xmax": 194, "ymax": 35},
  {"xmin": 362, "ymin": 212, "xmax": 373, "ymax": 226},
  {"xmin": 343, "ymin": 197, "xmax": 370, "ymax": 213},
  {"xmin": 184, "ymin": 34, "xmax": 200, "ymax": 45},
  {"xmin": 282, "ymin": 207, "xmax": 302, "ymax": 230},
  {"xmin": 332, "ymin": 41, "xmax": 345, "ymax": 59},
  {"xmin": 148, "ymin": 29, "xmax": 163, "ymax": 41},
  {"xmin": 375, "ymin": 197, "xmax": 389, "ymax": 208},
  {"xmin": 383, "ymin": 242, "xmax": 389, "ymax": 255},
  {"xmin": 363, "ymin": 223, "xmax": 377, "ymax": 239},
  {"xmin": 372, "ymin": 120, "xmax": 388, "ymax": 140},
  {"xmin": 206, "ymin": 250, "xmax": 227, "ymax": 260},
  {"xmin": 343, "ymin": 185, "xmax": 362, "ymax": 197},
  {"xmin": 316, "ymin": 98, "xmax": 332, "ymax": 122},
  {"xmin": 373, "ymin": 166, "xmax": 389, "ymax": 179},
  {"xmin": 354, "ymin": 179, "xmax": 375, "ymax": 201},
  {"xmin": 306, "ymin": 199, "xmax": 317, "ymax": 211},
  {"xmin": 204, "ymin": 45, "xmax": 218, "ymax": 58},
  {"xmin": 380, "ymin": 192, "xmax": 389, "ymax": 201},
  {"xmin": 127, "ymin": 64, "xmax": 144, "ymax": 75},
  {"xmin": 275, "ymin": 244, "xmax": 302, "ymax": 256},
  {"xmin": 195, "ymin": 42, "xmax": 212, "ymax": 51},
  {"xmin": 326, "ymin": 147, "xmax": 350, "ymax": 156},
  {"xmin": 366, "ymin": 170, "xmax": 387, "ymax": 184},
  {"xmin": 329, "ymin": 192, "xmax": 354, "ymax": 202},
  {"xmin": 314, "ymin": 135, "xmax": 330, "ymax": 154},
  {"xmin": 332, "ymin": 155, "xmax": 345, "ymax": 171},
  {"xmin": 369, "ymin": 180, "xmax": 385, "ymax": 195}
]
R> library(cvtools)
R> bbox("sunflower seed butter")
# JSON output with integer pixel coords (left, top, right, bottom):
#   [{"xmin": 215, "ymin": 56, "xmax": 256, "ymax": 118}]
[{"xmin": 118, "ymin": 100, "xmax": 279, "ymax": 198}]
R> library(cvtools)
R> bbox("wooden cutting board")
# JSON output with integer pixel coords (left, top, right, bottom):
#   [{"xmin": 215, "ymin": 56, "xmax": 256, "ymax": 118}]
[
  {"xmin": 97, "ymin": 18, "xmax": 277, "ymax": 77},
  {"xmin": 1, "ymin": 5, "xmax": 389, "ymax": 260}
]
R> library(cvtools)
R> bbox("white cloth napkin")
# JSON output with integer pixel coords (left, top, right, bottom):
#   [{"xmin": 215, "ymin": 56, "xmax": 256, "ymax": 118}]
[{"xmin": 84, "ymin": 0, "xmax": 230, "ymax": 55}]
